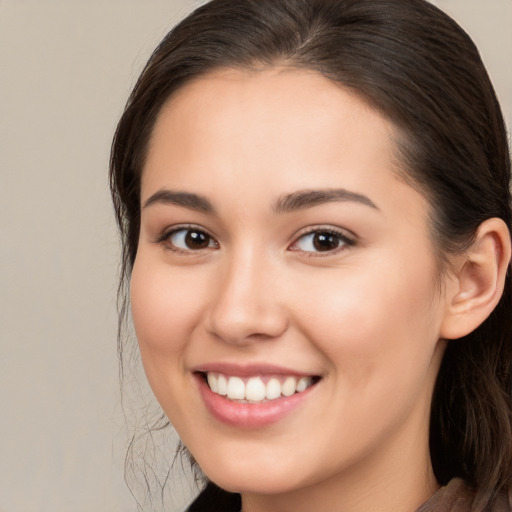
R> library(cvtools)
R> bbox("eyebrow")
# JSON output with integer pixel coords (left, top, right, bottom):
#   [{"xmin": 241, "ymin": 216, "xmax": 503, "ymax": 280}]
[
  {"xmin": 273, "ymin": 188, "xmax": 378, "ymax": 214},
  {"xmin": 142, "ymin": 187, "xmax": 378, "ymax": 215},
  {"xmin": 143, "ymin": 189, "xmax": 215, "ymax": 214}
]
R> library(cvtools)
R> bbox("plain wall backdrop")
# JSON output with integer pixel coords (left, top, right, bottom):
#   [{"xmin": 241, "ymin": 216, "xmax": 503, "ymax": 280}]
[{"xmin": 0, "ymin": 1, "xmax": 510, "ymax": 511}]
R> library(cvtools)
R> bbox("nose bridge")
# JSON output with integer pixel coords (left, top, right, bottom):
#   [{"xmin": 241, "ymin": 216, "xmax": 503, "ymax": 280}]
[{"xmin": 206, "ymin": 244, "xmax": 287, "ymax": 344}]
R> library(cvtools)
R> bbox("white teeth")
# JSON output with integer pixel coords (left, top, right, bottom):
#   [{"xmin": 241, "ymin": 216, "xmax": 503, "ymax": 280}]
[
  {"xmin": 297, "ymin": 376, "xmax": 309, "ymax": 393},
  {"xmin": 217, "ymin": 374, "xmax": 228, "ymax": 396},
  {"xmin": 207, "ymin": 373, "xmax": 218, "ymax": 393},
  {"xmin": 282, "ymin": 376, "xmax": 297, "ymax": 397},
  {"xmin": 265, "ymin": 378, "xmax": 281, "ymax": 400},
  {"xmin": 245, "ymin": 377, "xmax": 266, "ymax": 401},
  {"xmin": 205, "ymin": 373, "xmax": 314, "ymax": 402},
  {"xmin": 227, "ymin": 376, "xmax": 245, "ymax": 400}
]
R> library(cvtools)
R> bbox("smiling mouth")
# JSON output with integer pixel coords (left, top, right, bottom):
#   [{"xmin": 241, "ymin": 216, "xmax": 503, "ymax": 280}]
[{"xmin": 200, "ymin": 372, "xmax": 321, "ymax": 403}]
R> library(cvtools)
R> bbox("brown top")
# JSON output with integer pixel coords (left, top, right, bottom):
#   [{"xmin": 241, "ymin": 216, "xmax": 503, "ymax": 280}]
[
  {"xmin": 416, "ymin": 479, "xmax": 512, "ymax": 512},
  {"xmin": 188, "ymin": 479, "xmax": 512, "ymax": 512}
]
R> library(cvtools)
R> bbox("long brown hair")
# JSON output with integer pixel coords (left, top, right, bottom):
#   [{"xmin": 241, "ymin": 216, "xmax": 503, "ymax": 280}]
[{"xmin": 110, "ymin": 0, "xmax": 512, "ymax": 507}]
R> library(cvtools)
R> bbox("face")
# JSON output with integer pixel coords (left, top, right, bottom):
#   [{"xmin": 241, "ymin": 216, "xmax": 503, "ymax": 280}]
[{"xmin": 131, "ymin": 68, "xmax": 449, "ymax": 505}]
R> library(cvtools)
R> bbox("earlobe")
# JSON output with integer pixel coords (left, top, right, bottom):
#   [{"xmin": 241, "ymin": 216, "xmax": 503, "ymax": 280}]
[{"xmin": 440, "ymin": 218, "xmax": 511, "ymax": 340}]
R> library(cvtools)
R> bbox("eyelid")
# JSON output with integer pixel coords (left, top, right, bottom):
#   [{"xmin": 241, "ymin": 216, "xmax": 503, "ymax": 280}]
[
  {"xmin": 153, "ymin": 223, "xmax": 355, "ymax": 256},
  {"xmin": 288, "ymin": 225, "xmax": 356, "ymax": 256},
  {"xmin": 155, "ymin": 224, "xmax": 219, "ymax": 252}
]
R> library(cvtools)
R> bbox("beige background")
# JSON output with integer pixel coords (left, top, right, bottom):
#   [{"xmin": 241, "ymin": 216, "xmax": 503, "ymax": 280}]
[{"xmin": 0, "ymin": 1, "xmax": 510, "ymax": 511}]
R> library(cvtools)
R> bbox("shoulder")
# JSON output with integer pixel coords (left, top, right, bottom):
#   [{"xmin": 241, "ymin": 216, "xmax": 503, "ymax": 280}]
[
  {"xmin": 187, "ymin": 482, "xmax": 241, "ymax": 512},
  {"xmin": 416, "ymin": 479, "xmax": 512, "ymax": 512}
]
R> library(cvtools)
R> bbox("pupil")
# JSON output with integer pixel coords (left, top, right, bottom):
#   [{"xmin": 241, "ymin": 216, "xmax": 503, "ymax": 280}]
[
  {"xmin": 313, "ymin": 232, "xmax": 339, "ymax": 251},
  {"xmin": 185, "ymin": 230, "xmax": 209, "ymax": 249}
]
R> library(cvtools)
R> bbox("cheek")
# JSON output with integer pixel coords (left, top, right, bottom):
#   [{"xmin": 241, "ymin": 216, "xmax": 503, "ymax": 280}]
[
  {"xmin": 293, "ymin": 253, "xmax": 443, "ymax": 386},
  {"xmin": 130, "ymin": 255, "xmax": 205, "ymax": 362},
  {"xmin": 129, "ymin": 254, "xmax": 213, "ymax": 424}
]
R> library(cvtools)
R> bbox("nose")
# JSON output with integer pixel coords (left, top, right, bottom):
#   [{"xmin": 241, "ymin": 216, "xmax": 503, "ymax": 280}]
[{"xmin": 205, "ymin": 249, "xmax": 288, "ymax": 345}]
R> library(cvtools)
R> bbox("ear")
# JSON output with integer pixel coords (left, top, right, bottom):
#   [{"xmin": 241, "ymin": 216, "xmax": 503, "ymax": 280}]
[{"xmin": 440, "ymin": 218, "xmax": 511, "ymax": 340}]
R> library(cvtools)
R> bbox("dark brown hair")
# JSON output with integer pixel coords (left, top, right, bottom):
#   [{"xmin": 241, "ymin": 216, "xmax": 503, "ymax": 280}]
[{"xmin": 110, "ymin": 0, "xmax": 512, "ymax": 508}]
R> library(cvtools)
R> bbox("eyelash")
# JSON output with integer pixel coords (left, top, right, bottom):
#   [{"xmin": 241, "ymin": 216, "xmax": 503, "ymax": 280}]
[
  {"xmin": 156, "ymin": 224, "xmax": 218, "ymax": 255},
  {"xmin": 289, "ymin": 227, "xmax": 355, "ymax": 256},
  {"xmin": 156, "ymin": 225, "xmax": 355, "ymax": 256}
]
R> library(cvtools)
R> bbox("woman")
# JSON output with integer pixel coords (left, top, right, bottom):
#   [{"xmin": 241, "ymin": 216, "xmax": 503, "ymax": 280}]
[{"xmin": 110, "ymin": 0, "xmax": 512, "ymax": 510}]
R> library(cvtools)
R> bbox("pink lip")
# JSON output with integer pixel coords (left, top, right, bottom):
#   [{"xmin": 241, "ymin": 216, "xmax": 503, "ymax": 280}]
[
  {"xmin": 193, "ymin": 362, "xmax": 316, "ymax": 378},
  {"xmin": 194, "ymin": 371, "xmax": 318, "ymax": 429}
]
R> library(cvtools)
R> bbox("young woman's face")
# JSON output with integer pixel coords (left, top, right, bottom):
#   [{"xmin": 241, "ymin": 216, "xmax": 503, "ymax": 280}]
[{"xmin": 131, "ymin": 68, "xmax": 450, "ymax": 505}]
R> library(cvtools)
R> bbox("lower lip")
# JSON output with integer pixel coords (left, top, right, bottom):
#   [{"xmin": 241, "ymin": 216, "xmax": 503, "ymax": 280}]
[{"xmin": 196, "ymin": 374, "xmax": 316, "ymax": 428}]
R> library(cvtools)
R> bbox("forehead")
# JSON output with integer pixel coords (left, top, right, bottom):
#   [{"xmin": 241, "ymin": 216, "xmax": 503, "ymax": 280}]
[
  {"xmin": 143, "ymin": 67, "xmax": 403, "ymax": 193},
  {"xmin": 141, "ymin": 67, "xmax": 434, "ymax": 238},
  {"xmin": 153, "ymin": 67, "xmax": 391, "ymax": 146}
]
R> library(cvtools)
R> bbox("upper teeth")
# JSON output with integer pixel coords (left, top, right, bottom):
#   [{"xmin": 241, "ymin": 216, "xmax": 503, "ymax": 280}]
[{"xmin": 206, "ymin": 373, "xmax": 313, "ymax": 402}]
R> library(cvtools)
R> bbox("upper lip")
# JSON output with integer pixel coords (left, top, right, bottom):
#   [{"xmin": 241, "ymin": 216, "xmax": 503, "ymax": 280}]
[{"xmin": 193, "ymin": 362, "xmax": 320, "ymax": 378}]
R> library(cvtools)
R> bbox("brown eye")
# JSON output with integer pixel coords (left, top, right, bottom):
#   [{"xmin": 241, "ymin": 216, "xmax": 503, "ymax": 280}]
[
  {"xmin": 291, "ymin": 229, "xmax": 353, "ymax": 254},
  {"xmin": 185, "ymin": 230, "xmax": 210, "ymax": 249},
  {"xmin": 311, "ymin": 232, "xmax": 341, "ymax": 251},
  {"xmin": 167, "ymin": 228, "xmax": 217, "ymax": 251}
]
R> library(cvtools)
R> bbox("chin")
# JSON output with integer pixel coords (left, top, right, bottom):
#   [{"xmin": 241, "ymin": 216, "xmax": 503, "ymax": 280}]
[
  {"xmin": 194, "ymin": 451, "xmax": 308, "ymax": 496},
  {"xmin": 209, "ymin": 471, "xmax": 300, "ymax": 496}
]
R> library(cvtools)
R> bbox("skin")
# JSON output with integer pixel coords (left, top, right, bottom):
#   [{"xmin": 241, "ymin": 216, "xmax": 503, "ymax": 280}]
[{"xmin": 131, "ymin": 67, "xmax": 465, "ymax": 512}]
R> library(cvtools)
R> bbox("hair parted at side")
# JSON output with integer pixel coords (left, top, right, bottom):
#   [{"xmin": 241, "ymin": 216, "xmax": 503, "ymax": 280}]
[{"xmin": 110, "ymin": 0, "xmax": 512, "ymax": 507}]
